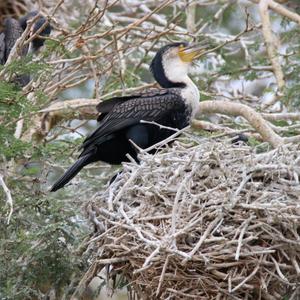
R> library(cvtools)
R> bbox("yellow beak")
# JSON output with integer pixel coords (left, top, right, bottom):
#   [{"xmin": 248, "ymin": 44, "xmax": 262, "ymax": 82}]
[{"xmin": 179, "ymin": 42, "xmax": 209, "ymax": 62}]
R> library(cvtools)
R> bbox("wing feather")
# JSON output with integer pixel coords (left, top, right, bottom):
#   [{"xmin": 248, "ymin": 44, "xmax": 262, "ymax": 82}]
[
  {"xmin": 0, "ymin": 32, "xmax": 5, "ymax": 65},
  {"xmin": 96, "ymin": 88, "xmax": 169, "ymax": 113},
  {"xmin": 81, "ymin": 91, "xmax": 185, "ymax": 156},
  {"xmin": 0, "ymin": 33, "xmax": 5, "ymax": 64},
  {"xmin": 4, "ymin": 18, "xmax": 26, "ymax": 61}
]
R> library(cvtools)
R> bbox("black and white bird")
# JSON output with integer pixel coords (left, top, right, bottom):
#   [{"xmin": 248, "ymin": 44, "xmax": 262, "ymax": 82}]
[
  {"xmin": 51, "ymin": 42, "xmax": 207, "ymax": 192},
  {"xmin": 0, "ymin": 11, "xmax": 51, "ymax": 85}
]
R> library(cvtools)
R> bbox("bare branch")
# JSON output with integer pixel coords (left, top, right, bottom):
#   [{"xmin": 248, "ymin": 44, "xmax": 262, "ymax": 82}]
[
  {"xmin": 252, "ymin": 0, "xmax": 300, "ymax": 24},
  {"xmin": 0, "ymin": 174, "xmax": 13, "ymax": 224},
  {"xmin": 198, "ymin": 100, "xmax": 284, "ymax": 148},
  {"xmin": 259, "ymin": 0, "xmax": 285, "ymax": 91}
]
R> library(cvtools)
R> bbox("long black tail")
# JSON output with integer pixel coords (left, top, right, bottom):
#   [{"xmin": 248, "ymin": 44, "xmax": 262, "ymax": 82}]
[{"xmin": 50, "ymin": 154, "xmax": 92, "ymax": 192}]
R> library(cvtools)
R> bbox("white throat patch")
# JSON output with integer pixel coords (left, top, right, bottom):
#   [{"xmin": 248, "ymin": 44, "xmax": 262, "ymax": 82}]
[{"xmin": 162, "ymin": 54, "xmax": 200, "ymax": 118}]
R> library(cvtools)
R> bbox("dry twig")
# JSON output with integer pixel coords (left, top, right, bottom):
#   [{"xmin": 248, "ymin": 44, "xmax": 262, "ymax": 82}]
[{"xmin": 0, "ymin": 174, "xmax": 14, "ymax": 224}]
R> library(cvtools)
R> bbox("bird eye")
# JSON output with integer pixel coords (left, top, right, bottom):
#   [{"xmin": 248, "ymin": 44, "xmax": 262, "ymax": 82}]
[{"xmin": 179, "ymin": 44, "xmax": 185, "ymax": 53}]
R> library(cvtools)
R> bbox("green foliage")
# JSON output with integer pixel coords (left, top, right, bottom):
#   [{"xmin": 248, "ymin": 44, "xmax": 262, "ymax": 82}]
[
  {"xmin": 244, "ymin": 71, "xmax": 258, "ymax": 81},
  {"xmin": 5, "ymin": 56, "xmax": 49, "ymax": 79},
  {"xmin": 0, "ymin": 133, "xmax": 30, "ymax": 160},
  {"xmin": 0, "ymin": 137, "xmax": 88, "ymax": 299},
  {"xmin": 248, "ymin": 136, "xmax": 261, "ymax": 147},
  {"xmin": 43, "ymin": 39, "xmax": 75, "ymax": 59},
  {"xmin": 0, "ymin": 189, "xmax": 87, "ymax": 300},
  {"xmin": 0, "ymin": 81, "xmax": 20, "ymax": 101},
  {"xmin": 0, "ymin": 58, "xmax": 88, "ymax": 299},
  {"xmin": 0, "ymin": 82, "xmax": 34, "ymax": 161}
]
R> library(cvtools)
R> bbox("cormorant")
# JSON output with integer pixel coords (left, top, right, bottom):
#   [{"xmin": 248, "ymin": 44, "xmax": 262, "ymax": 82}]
[
  {"xmin": 51, "ymin": 42, "xmax": 207, "ymax": 192},
  {"xmin": 0, "ymin": 18, "xmax": 24, "ymax": 65},
  {"xmin": 0, "ymin": 11, "xmax": 51, "ymax": 85},
  {"xmin": 19, "ymin": 11, "xmax": 51, "ymax": 53}
]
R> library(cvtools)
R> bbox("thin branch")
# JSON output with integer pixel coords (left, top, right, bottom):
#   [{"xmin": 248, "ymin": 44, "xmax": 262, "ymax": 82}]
[{"xmin": 0, "ymin": 174, "xmax": 13, "ymax": 224}]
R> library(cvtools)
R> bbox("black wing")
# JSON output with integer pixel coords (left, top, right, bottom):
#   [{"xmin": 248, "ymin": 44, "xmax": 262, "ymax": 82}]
[
  {"xmin": 0, "ymin": 33, "xmax": 5, "ymax": 64},
  {"xmin": 80, "ymin": 91, "xmax": 185, "ymax": 156},
  {"xmin": 96, "ymin": 88, "xmax": 169, "ymax": 121},
  {"xmin": 4, "ymin": 18, "xmax": 27, "ymax": 62},
  {"xmin": 19, "ymin": 11, "xmax": 52, "ymax": 51}
]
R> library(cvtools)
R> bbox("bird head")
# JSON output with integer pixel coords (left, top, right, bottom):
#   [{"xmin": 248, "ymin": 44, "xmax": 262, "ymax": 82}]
[
  {"xmin": 150, "ymin": 42, "xmax": 208, "ymax": 88},
  {"xmin": 19, "ymin": 11, "xmax": 52, "ymax": 51}
]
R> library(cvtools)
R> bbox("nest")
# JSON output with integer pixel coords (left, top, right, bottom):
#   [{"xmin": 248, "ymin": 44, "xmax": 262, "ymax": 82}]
[{"xmin": 83, "ymin": 136, "xmax": 300, "ymax": 300}]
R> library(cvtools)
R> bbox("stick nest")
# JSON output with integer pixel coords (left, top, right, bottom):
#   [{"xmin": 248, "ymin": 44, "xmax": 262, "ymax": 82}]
[{"xmin": 84, "ymin": 138, "xmax": 300, "ymax": 299}]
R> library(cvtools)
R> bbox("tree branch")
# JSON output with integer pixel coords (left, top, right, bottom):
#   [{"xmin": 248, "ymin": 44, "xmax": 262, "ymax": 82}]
[
  {"xmin": 198, "ymin": 100, "xmax": 284, "ymax": 148},
  {"xmin": 267, "ymin": 0, "xmax": 300, "ymax": 24},
  {"xmin": 34, "ymin": 98, "xmax": 284, "ymax": 148},
  {"xmin": 252, "ymin": 0, "xmax": 300, "ymax": 24},
  {"xmin": 259, "ymin": 0, "xmax": 285, "ymax": 92},
  {"xmin": 0, "ymin": 174, "xmax": 13, "ymax": 224}
]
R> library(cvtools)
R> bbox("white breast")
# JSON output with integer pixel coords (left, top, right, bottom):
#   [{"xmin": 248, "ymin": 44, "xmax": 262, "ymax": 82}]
[{"xmin": 181, "ymin": 78, "xmax": 200, "ymax": 119}]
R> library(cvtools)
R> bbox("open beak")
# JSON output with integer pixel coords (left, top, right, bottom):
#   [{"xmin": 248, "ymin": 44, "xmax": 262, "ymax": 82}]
[{"xmin": 179, "ymin": 41, "xmax": 209, "ymax": 62}]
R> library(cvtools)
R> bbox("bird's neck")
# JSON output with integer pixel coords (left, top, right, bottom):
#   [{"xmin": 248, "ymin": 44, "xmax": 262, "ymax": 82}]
[
  {"xmin": 161, "ymin": 66, "xmax": 200, "ymax": 118},
  {"xmin": 153, "ymin": 64, "xmax": 186, "ymax": 88},
  {"xmin": 180, "ymin": 76, "xmax": 200, "ymax": 119},
  {"xmin": 162, "ymin": 71, "xmax": 200, "ymax": 119},
  {"xmin": 155, "ymin": 61, "xmax": 200, "ymax": 117}
]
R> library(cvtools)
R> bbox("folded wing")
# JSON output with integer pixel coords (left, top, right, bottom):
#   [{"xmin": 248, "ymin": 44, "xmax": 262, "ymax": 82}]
[{"xmin": 80, "ymin": 90, "xmax": 185, "ymax": 157}]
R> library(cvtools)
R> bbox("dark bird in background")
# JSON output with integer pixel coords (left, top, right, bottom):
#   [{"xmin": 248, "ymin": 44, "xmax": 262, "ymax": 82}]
[
  {"xmin": 19, "ymin": 11, "xmax": 51, "ymax": 53},
  {"xmin": 0, "ymin": 11, "xmax": 51, "ymax": 86},
  {"xmin": 0, "ymin": 18, "xmax": 25, "ymax": 65},
  {"xmin": 51, "ymin": 42, "xmax": 207, "ymax": 192}
]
